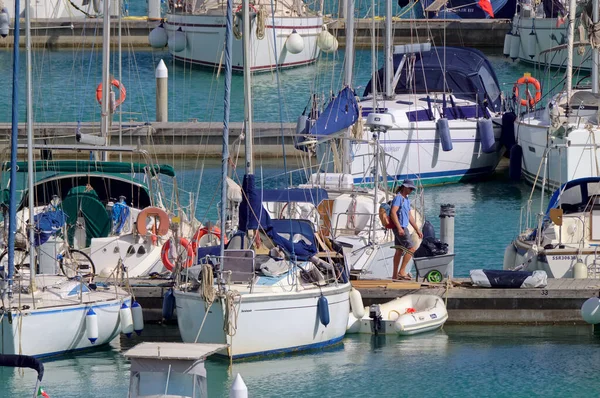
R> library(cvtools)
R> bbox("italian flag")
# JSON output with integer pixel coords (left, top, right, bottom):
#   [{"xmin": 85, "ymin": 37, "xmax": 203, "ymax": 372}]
[{"xmin": 37, "ymin": 387, "xmax": 50, "ymax": 398}]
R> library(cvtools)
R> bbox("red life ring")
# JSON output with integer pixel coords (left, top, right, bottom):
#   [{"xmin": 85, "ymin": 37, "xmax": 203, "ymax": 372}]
[
  {"xmin": 513, "ymin": 76, "xmax": 542, "ymax": 108},
  {"xmin": 235, "ymin": 3, "xmax": 257, "ymax": 13},
  {"xmin": 191, "ymin": 226, "xmax": 227, "ymax": 251},
  {"xmin": 161, "ymin": 237, "xmax": 194, "ymax": 271},
  {"xmin": 96, "ymin": 78, "xmax": 127, "ymax": 108}
]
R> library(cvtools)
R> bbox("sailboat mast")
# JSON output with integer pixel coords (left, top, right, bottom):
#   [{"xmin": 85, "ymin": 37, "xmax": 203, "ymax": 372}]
[
  {"xmin": 243, "ymin": 0, "xmax": 254, "ymax": 175},
  {"xmin": 221, "ymin": 0, "xmax": 233, "ymax": 258},
  {"xmin": 593, "ymin": 0, "xmax": 599, "ymax": 94},
  {"xmin": 25, "ymin": 0, "xmax": 36, "ymax": 292},
  {"xmin": 7, "ymin": 0, "xmax": 22, "ymax": 296},
  {"xmin": 565, "ymin": 0, "xmax": 576, "ymax": 105},
  {"xmin": 342, "ymin": 0, "xmax": 354, "ymax": 175},
  {"xmin": 384, "ymin": 0, "xmax": 393, "ymax": 98},
  {"xmin": 343, "ymin": 0, "xmax": 354, "ymax": 87},
  {"xmin": 100, "ymin": 0, "xmax": 112, "ymax": 161}
]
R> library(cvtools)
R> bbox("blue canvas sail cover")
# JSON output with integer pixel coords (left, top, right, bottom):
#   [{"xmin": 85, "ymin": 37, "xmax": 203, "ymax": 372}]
[
  {"xmin": 238, "ymin": 174, "xmax": 317, "ymax": 260},
  {"xmin": 308, "ymin": 87, "xmax": 360, "ymax": 137},
  {"xmin": 363, "ymin": 47, "xmax": 502, "ymax": 112}
]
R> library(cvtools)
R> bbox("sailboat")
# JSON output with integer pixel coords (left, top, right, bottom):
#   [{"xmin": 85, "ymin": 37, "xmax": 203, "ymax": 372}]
[
  {"xmin": 160, "ymin": 0, "xmax": 329, "ymax": 72},
  {"xmin": 0, "ymin": 0, "xmax": 133, "ymax": 357},
  {"xmin": 507, "ymin": 0, "xmax": 595, "ymax": 70},
  {"xmin": 1, "ymin": 0, "xmax": 200, "ymax": 279},
  {"xmin": 297, "ymin": 1, "xmax": 505, "ymax": 188},
  {"xmin": 174, "ymin": 0, "xmax": 351, "ymax": 359},
  {"xmin": 504, "ymin": 0, "xmax": 600, "ymax": 279}
]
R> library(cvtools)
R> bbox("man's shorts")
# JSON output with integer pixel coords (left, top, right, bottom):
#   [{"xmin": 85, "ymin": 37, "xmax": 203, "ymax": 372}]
[{"xmin": 393, "ymin": 227, "xmax": 414, "ymax": 250}]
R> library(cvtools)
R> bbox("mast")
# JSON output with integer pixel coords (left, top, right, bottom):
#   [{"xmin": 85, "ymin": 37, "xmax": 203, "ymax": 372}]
[
  {"xmin": 384, "ymin": 0, "xmax": 393, "ymax": 98},
  {"xmin": 7, "ymin": 0, "xmax": 22, "ymax": 297},
  {"xmin": 243, "ymin": 0, "xmax": 253, "ymax": 175},
  {"xmin": 220, "ymin": 0, "xmax": 233, "ymax": 258},
  {"xmin": 118, "ymin": 0, "xmax": 123, "ymax": 161},
  {"xmin": 25, "ymin": 0, "xmax": 36, "ymax": 293},
  {"xmin": 100, "ymin": 0, "xmax": 112, "ymax": 160},
  {"xmin": 342, "ymin": 0, "xmax": 354, "ymax": 175},
  {"xmin": 593, "ymin": 0, "xmax": 599, "ymax": 94},
  {"xmin": 565, "ymin": 0, "xmax": 576, "ymax": 104}
]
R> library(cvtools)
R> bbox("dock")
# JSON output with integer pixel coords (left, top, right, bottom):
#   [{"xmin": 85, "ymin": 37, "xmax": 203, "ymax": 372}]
[
  {"xmin": 128, "ymin": 278, "xmax": 600, "ymax": 325},
  {"xmin": 0, "ymin": 17, "xmax": 510, "ymax": 49},
  {"xmin": 0, "ymin": 121, "xmax": 300, "ymax": 158}
]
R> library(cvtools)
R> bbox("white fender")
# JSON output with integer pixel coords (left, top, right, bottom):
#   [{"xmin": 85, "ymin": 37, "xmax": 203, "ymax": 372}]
[
  {"xmin": 350, "ymin": 288, "xmax": 365, "ymax": 319},
  {"xmin": 86, "ymin": 308, "xmax": 99, "ymax": 344}
]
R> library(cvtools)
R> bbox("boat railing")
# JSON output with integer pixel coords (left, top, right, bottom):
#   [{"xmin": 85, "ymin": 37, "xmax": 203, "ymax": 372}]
[{"xmin": 330, "ymin": 211, "xmax": 378, "ymax": 238}]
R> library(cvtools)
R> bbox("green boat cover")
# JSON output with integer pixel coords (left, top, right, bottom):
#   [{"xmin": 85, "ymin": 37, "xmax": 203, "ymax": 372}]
[
  {"xmin": 61, "ymin": 186, "xmax": 111, "ymax": 248},
  {"xmin": 2, "ymin": 160, "xmax": 176, "ymax": 177}
]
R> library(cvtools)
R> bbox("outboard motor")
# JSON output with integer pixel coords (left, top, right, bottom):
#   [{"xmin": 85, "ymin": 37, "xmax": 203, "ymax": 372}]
[{"xmin": 369, "ymin": 304, "xmax": 383, "ymax": 335}]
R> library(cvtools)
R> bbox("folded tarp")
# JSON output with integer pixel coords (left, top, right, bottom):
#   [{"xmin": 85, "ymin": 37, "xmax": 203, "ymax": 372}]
[{"xmin": 470, "ymin": 269, "xmax": 548, "ymax": 288}]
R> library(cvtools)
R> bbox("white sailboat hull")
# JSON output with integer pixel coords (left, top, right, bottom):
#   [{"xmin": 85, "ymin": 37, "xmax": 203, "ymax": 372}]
[
  {"xmin": 165, "ymin": 13, "xmax": 322, "ymax": 72},
  {"xmin": 516, "ymin": 114, "xmax": 600, "ymax": 190},
  {"xmin": 1, "ymin": 297, "xmax": 129, "ymax": 357},
  {"xmin": 319, "ymin": 119, "xmax": 503, "ymax": 186},
  {"xmin": 175, "ymin": 284, "xmax": 351, "ymax": 359},
  {"xmin": 513, "ymin": 16, "xmax": 592, "ymax": 70}
]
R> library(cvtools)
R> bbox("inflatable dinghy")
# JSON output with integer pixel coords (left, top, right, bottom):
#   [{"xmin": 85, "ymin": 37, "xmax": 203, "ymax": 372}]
[{"xmin": 347, "ymin": 294, "xmax": 448, "ymax": 335}]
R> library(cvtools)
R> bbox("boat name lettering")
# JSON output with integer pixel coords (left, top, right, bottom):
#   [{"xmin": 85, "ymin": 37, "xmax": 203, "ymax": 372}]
[
  {"xmin": 550, "ymin": 255, "xmax": 576, "ymax": 260},
  {"xmin": 241, "ymin": 309, "xmax": 252, "ymax": 313}
]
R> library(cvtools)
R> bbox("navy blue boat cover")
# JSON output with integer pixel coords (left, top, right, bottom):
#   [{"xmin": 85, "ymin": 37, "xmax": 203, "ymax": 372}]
[
  {"xmin": 479, "ymin": 270, "xmax": 534, "ymax": 288},
  {"xmin": 237, "ymin": 174, "xmax": 318, "ymax": 261},
  {"xmin": 363, "ymin": 47, "xmax": 502, "ymax": 112},
  {"xmin": 308, "ymin": 87, "xmax": 360, "ymax": 137}
]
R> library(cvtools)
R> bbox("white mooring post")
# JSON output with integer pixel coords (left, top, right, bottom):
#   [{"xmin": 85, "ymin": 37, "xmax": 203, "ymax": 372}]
[
  {"xmin": 439, "ymin": 204, "xmax": 455, "ymax": 278},
  {"xmin": 148, "ymin": 0, "xmax": 162, "ymax": 20},
  {"xmin": 155, "ymin": 59, "xmax": 168, "ymax": 122}
]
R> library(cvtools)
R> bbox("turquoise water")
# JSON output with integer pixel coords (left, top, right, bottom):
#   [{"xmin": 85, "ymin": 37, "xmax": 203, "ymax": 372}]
[
  {"xmin": 0, "ymin": 48, "xmax": 537, "ymax": 124},
  {"xmin": 3, "ymin": 324, "xmax": 600, "ymax": 397}
]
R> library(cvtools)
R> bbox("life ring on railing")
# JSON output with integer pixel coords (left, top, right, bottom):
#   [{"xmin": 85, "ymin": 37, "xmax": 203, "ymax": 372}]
[
  {"xmin": 513, "ymin": 75, "xmax": 541, "ymax": 108},
  {"xmin": 191, "ymin": 226, "xmax": 228, "ymax": 251},
  {"xmin": 234, "ymin": 3, "xmax": 257, "ymax": 13},
  {"xmin": 96, "ymin": 78, "xmax": 127, "ymax": 108},
  {"xmin": 161, "ymin": 237, "xmax": 194, "ymax": 271},
  {"xmin": 136, "ymin": 207, "xmax": 170, "ymax": 237}
]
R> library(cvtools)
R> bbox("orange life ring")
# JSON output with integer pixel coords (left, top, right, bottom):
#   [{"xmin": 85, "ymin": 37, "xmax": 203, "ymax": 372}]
[
  {"xmin": 96, "ymin": 78, "xmax": 126, "ymax": 108},
  {"xmin": 161, "ymin": 237, "xmax": 194, "ymax": 271},
  {"xmin": 136, "ymin": 207, "xmax": 170, "ymax": 237},
  {"xmin": 191, "ymin": 226, "xmax": 228, "ymax": 251},
  {"xmin": 513, "ymin": 76, "xmax": 542, "ymax": 108},
  {"xmin": 235, "ymin": 3, "xmax": 257, "ymax": 13}
]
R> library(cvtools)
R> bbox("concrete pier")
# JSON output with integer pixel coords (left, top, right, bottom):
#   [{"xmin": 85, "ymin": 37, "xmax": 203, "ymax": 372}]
[
  {"xmin": 0, "ymin": 121, "xmax": 301, "ymax": 158},
  {"xmin": 128, "ymin": 278, "xmax": 600, "ymax": 325},
  {"xmin": 0, "ymin": 17, "xmax": 511, "ymax": 49}
]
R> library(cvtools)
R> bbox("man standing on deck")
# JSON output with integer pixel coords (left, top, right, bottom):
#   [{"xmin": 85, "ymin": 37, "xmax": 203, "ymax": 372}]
[{"xmin": 390, "ymin": 179, "xmax": 422, "ymax": 280}]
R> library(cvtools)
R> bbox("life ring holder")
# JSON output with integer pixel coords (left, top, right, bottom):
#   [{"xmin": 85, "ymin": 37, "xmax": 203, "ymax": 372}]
[
  {"xmin": 513, "ymin": 75, "xmax": 542, "ymax": 108},
  {"xmin": 161, "ymin": 237, "xmax": 194, "ymax": 271},
  {"xmin": 136, "ymin": 207, "xmax": 170, "ymax": 237},
  {"xmin": 191, "ymin": 226, "xmax": 227, "ymax": 251},
  {"xmin": 96, "ymin": 78, "xmax": 127, "ymax": 108}
]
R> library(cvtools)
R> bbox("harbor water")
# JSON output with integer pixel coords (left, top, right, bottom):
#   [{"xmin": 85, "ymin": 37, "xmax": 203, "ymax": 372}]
[
  {"xmin": 2, "ymin": 324, "xmax": 600, "ymax": 397},
  {"xmin": 0, "ymin": 41, "xmax": 596, "ymax": 395}
]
